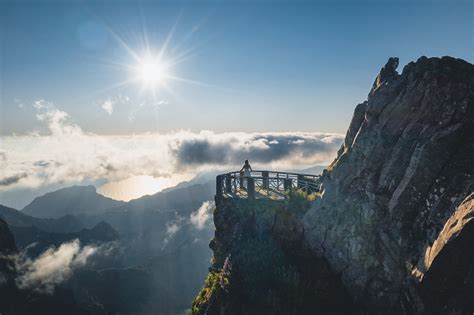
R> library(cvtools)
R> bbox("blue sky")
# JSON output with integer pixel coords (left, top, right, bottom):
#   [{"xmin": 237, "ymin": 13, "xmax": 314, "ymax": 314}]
[
  {"xmin": 1, "ymin": 0, "xmax": 472, "ymax": 135},
  {"xmin": 0, "ymin": 0, "xmax": 473, "ymax": 207}
]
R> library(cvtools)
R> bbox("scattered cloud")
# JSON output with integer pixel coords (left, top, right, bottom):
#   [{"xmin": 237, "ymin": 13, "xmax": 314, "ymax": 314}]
[
  {"xmin": 163, "ymin": 216, "xmax": 185, "ymax": 246},
  {"xmin": 11, "ymin": 240, "xmax": 98, "ymax": 293},
  {"xmin": 166, "ymin": 222, "xmax": 180, "ymax": 236},
  {"xmin": 98, "ymin": 95, "xmax": 136, "ymax": 116},
  {"xmin": 33, "ymin": 100, "xmax": 82, "ymax": 136},
  {"xmin": 0, "ymin": 173, "xmax": 28, "ymax": 186},
  {"xmin": 101, "ymin": 99, "xmax": 114, "ymax": 115},
  {"xmin": 190, "ymin": 201, "xmax": 214, "ymax": 230},
  {"xmin": 0, "ymin": 100, "xmax": 343, "ymax": 191},
  {"xmin": 14, "ymin": 99, "xmax": 24, "ymax": 109}
]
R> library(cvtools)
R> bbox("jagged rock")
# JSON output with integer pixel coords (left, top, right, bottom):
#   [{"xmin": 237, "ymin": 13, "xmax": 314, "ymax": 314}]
[
  {"xmin": 370, "ymin": 57, "xmax": 399, "ymax": 95},
  {"xmin": 304, "ymin": 56, "xmax": 474, "ymax": 311}
]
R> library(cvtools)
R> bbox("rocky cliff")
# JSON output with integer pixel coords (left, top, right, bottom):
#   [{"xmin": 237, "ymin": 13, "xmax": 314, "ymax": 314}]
[
  {"xmin": 194, "ymin": 56, "xmax": 474, "ymax": 314},
  {"xmin": 304, "ymin": 56, "xmax": 473, "ymax": 312},
  {"xmin": 193, "ymin": 197, "xmax": 357, "ymax": 314}
]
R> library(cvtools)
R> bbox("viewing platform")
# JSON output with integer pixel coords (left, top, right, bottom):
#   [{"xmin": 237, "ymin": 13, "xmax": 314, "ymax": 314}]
[{"xmin": 216, "ymin": 170, "xmax": 321, "ymax": 201}]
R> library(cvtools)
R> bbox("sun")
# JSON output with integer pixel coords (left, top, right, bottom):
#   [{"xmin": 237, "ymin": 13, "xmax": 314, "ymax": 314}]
[{"xmin": 134, "ymin": 56, "xmax": 169, "ymax": 89}]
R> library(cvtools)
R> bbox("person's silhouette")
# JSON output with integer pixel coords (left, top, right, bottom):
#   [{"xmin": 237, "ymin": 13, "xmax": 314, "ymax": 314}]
[
  {"xmin": 240, "ymin": 159, "xmax": 253, "ymax": 177},
  {"xmin": 239, "ymin": 160, "xmax": 253, "ymax": 189}
]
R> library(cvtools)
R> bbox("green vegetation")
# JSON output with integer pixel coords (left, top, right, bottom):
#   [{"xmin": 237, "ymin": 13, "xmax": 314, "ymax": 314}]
[
  {"xmin": 192, "ymin": 196, "xmax": 316, "ymax": 314},
  {"xmin": 192, "ymin": 271, "xmax": 221, "ymax": 314}
]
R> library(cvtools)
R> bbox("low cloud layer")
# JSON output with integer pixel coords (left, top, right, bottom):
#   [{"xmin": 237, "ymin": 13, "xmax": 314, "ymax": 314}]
[
  {"xmin": 170, "ymin": 131, "xmax": 341, "ymax": 170},
  {"xmin": 11, "ymin": 240, "xmax": 98, "ymax": 293},
  {"xmin": 0, "ymin": 101, "xmax": 344, "ymax": 191},
  {"xmin": 190, "ymin": 201, "xmax": 214, "ymax": 230}
]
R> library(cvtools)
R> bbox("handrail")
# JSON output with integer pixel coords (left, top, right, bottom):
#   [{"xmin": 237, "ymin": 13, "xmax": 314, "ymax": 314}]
[{"xmin": 216, "ymin": 170, "xmax": 321, "ymax": 201}]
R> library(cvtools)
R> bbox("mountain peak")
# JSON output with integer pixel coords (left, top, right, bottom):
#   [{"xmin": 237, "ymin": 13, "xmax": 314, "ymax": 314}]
[
  {"xmin": 22, "ymin": 185, "xmax": 124, "ymax": 218},
  {"xmin": 370, "ymin": 56, "xmax": 399, "ymax": 95}
]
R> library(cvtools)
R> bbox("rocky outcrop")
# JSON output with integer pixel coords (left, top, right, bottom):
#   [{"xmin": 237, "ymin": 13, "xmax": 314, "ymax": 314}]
[
  {"xmin": 304, "ymin": 56, "xmax": 474, "ymax": 311},
  {"xmin": 193, "ymin": 197, "xmax": 357, "ymax": 314},
  {"xmin": 420, "ymin": 194, "xmax": 474, "ymax": 313}
]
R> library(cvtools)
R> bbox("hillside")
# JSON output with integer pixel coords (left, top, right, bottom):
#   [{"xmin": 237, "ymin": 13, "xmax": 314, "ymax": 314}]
[
  {"xmin": 22, "ymin": 185, "xmax": 125, "ymax": 218},
  {"xmin": 0, "ymin": 204, "xmax": 85, "ymax": 233}
]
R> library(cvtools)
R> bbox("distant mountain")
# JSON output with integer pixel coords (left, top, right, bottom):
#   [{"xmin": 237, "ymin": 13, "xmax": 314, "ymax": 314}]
[
  {"xmin": 22, "ymin": 185, "xmax": 125, "ymax": 218},
  {"xmin": 0, "ymin": 218, "xmax": 16, "ymax": 254},
  {"xmin": 296, "ymin": 165, "xmax": 326, "ymax": 175},
  {"xmin": 3, "ymin": 179, "xmax": 216, "ymax": 313},
  {"xmin": 21, "ymin": 180, "xmax": 214, "ymax": 219},
  {"xmin": 0, "ymin": 219, "xmax": 84, "ymax": 314},
  {"xmin": 10, "ymin": 221, "xmax": 118, "ymax": 257},
  {"xmin": 0, "ymin": 204, "xmax": 84, "ymax": 233},
  {"xmin": 118, "ymin": 180, "xmax": 214, "ymax": 214}
]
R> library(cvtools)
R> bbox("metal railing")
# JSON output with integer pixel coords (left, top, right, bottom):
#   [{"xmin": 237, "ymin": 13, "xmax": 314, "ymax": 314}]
[{"xmin": 216, "ymin": 170, "xmax": 321, "ymax": 200}]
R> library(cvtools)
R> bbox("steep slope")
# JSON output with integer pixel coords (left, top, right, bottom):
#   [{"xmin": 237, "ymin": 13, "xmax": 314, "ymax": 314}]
[
  {"xmin": 0, "ymin": 218, "xmax": 17, "ymax": 254},
  {"xmin": 0, "ymin": 219, "xmax": 85, "ymax": 314},
  {"xmin": 193, "ymin": 197, "xmax": 356, "ymax": 314},
  {"xmin": 0, "ymin": 204, "xmax": 84, "ymax": 233},
  {"xmin": 117, "ymin": 181, "xmax": 215, "ymax": 214},
  {"xmin": 10, "ymin": 221, "xmax": 118, "ymax": 256},
  {"xmin": 22, "ymin": 185, "xmax": 124, "ymax": 218},
  {"xmin": 0, "ymin": 218, "xmax": 23, "ymax": 314},
  {"xmin": 303, "ymin": 56, "xmax": 474, "ymax": 311}
]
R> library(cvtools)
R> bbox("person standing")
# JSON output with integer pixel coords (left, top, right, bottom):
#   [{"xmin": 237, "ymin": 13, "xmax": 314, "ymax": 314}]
[{"xmin": 239, "ymin": 160, "xmax": 253, "ymax": 189}]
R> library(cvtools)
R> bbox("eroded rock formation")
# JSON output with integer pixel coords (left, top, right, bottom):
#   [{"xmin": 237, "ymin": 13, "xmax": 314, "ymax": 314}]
[{"xmin": 304, "ymin": 56, "xmax": 474, "ymax": 311}]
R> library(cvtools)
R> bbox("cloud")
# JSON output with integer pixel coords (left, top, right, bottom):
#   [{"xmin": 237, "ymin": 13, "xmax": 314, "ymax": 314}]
[
  {"xmin": 0, "ymin": 173, "xmax": 28, "ymax": 186},
  {"xmin": 190, "ymin": 201, "xmax": 214, "ymax": 230},
  {"xmin": 163, "ymin": 216, "xmax": 185, "ymax": 246},
  {"xmin": 170, "ymin": 131, "xmax": 343, "ymax": 170},
  {"xmin": 14, "ymin": 99, "xmax": 24, "ymax": 109},
  {"xmin": 101, "ymin": 99, "xmax": 114, "ymax": 115},
  {"xmin": 0, "ymin": 101, "xmax": 344, "ymax": 191},
  {"xmin": 99, "ymin": 95, "xmax": 134, "ymax": 116},
  {"xmin": 33, "ymin": 100, "xmax": 83, "ymax": 136},
  {"xmin": 11, "ymin": 239, "xmax": 98, "ymax": 293}
]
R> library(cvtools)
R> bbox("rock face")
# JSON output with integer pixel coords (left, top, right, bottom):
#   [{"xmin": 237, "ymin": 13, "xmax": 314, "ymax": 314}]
[
  {"xmin": 303, "ymin": 56, "xmax": 474, "ymax": 311},
  {"xmin": 193, "ymin": 197, "xmax": 357, "ymax": 314}
]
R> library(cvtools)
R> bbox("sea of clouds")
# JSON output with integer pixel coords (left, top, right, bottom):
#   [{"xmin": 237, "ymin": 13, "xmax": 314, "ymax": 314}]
[{"xmin": 0, "ymin": 100, "xmax": 344, "ymax": 193}]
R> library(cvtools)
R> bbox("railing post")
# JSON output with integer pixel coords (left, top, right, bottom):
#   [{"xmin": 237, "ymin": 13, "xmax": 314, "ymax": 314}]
[
  {"xmin": 225, "ymin": 176, "xmax": 232, "ymax": 194},
  {"xmin": 247, "ymin": 177, "xmax": 255, "ymax": 199},
  {"xmin": 297, "ymin": 174, "xmax": 304, "ymax": 190},
  {"xmin": 262, "ymin": 171, "xmax": 269, "ymax": 190},
  {"xmin": 284, "ymin": 178, "xmax": 292, "ymax": 194},
  {"xmin": 239, "ymin": 172, "xmax": 244, "ymax": 190},
  {"xmin": 216, "ymin": 175, "xmax": 223, "ymax": 196}
]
